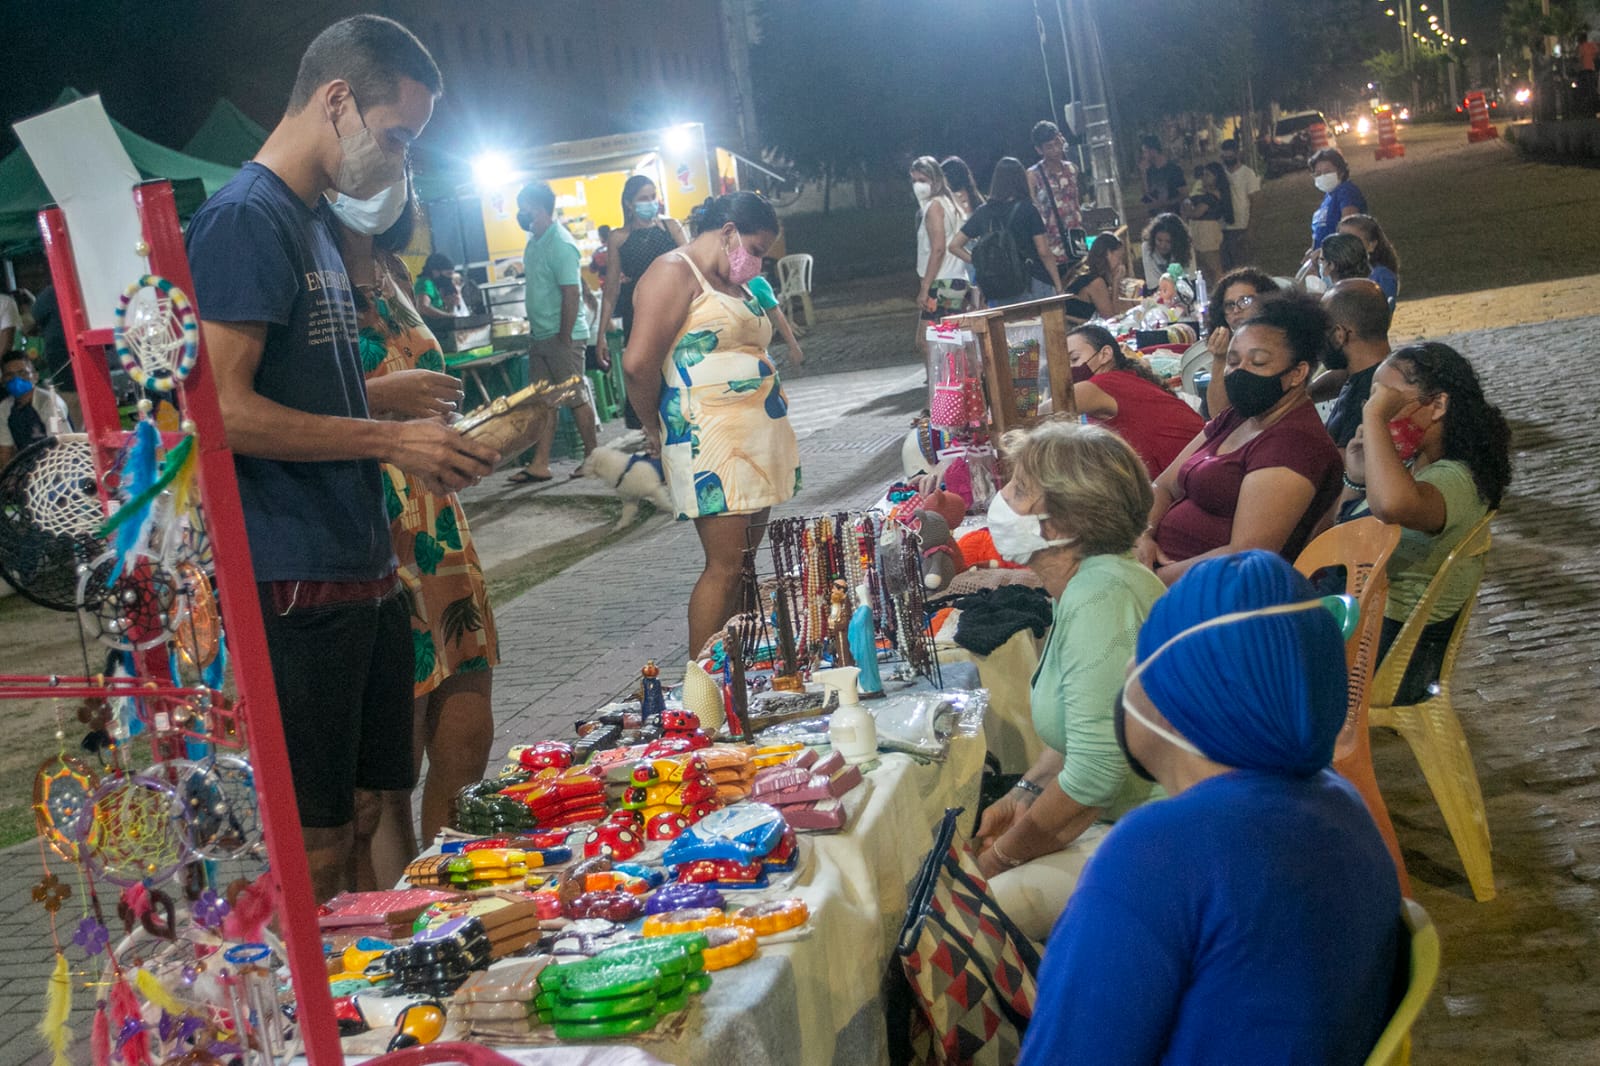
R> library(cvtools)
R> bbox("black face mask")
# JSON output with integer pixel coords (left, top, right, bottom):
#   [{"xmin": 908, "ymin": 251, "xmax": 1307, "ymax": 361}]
[
  {"xmin": 1224, "ymin": 365, "xmax": 1292, "ymax": 418},
  {"xmin": 1113, "ymin": 688, "xmax": 1159, "ymax": 783}
]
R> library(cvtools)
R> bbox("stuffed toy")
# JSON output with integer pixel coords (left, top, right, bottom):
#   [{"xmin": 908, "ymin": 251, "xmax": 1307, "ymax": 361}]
[
  {"xmin": 956, "ymin": 528, "xmax": 1028, "ymax": 571},
  {"xmin": 916, "ymin": 510, "xmax": 966, "ymax": 592},
  {"xmin": 922, "ymin": 489, "xmax": 967, "ymax": 531}
]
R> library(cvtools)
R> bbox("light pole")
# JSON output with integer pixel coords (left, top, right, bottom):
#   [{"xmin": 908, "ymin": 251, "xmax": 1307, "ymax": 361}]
[{"xmin": 1443, "ymin": 0, "xmax": 1459, "ymax": 105}]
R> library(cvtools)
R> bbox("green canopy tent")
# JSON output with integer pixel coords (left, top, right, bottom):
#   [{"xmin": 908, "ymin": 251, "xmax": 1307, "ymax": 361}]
[
  {"xmin": 0, "ymin": 89, "xmax": 242, "ymax": 254},
  {"xmin": 182, "ymin": 98, "xmax": 268, "ymax": 167}
]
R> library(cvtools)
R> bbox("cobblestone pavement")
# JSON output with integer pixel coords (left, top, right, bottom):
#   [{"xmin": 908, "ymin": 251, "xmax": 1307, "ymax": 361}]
[{"xmin": 1, "ymin": 301, "xmax": 1597, "ymax": 1063}]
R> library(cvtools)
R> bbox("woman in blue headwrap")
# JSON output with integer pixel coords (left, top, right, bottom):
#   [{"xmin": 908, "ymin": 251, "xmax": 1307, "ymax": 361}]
[{"xmin": 1018, "ymin": 551, "xmax": 1402, "ymax": 1066}]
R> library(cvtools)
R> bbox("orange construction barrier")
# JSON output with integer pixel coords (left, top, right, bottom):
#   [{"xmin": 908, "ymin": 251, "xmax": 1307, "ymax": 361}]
[
  {"xmin": 1308, "ymin": 121, "xmax": 1331, "ymax": 151},
  {"xmin": 1374, "ymin": 106, "xmax": 1406, "ymax": 159},
  {"xmin": 1466, "ymin": 91, "xmax": 1500, "ymax": 143}
]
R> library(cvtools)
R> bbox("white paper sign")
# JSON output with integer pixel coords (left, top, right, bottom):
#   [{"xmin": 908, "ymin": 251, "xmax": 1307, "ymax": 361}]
[{"xmin": 15, "ymin": 95, "xmax": 147, "ymax": 330}]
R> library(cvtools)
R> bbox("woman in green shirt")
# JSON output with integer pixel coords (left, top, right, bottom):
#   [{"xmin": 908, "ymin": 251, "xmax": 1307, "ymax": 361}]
[
  {"xmin": 413, "ymin": 252, "xmax": 461, "ymax": 323},
  {"xmin": 1358, "ymin": 342, "xmax": 1510, "ymax": 703},
  {"xmin": 974, "ymin": 421, "xmax": 1167, "ymax": 943}
]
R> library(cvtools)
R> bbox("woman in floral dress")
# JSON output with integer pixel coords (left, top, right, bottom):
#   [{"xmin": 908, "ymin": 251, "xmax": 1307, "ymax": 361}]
[{"xmin": 328, "ymin": 178, "xmax": 499, "ymax": 883}]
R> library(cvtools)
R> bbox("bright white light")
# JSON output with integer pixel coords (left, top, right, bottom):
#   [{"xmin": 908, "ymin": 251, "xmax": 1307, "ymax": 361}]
[
  {"xmin": 1515, "ymin": 87, "xmax": 1532, "ymax": 103},
  {"xmin": 1356, "ymin": 115, "xmax": 1373, "ymax": 136},
  {"xmin": 472, "ymin": 151, "xmax": 514, "ymax": 188},
  {"xmin": 662, "ymin": 124, "xmax": 695, "ymax": 156}
]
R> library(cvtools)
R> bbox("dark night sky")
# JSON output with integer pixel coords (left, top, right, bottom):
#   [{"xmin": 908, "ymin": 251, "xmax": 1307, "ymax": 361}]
[{"xmin": 0, "ymin": 0, "xmax": 1548, "ymax": 158}]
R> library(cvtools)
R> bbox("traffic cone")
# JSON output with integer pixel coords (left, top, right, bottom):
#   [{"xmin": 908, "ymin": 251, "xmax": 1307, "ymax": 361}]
[
  {"xmin": 1466, "ymin": 91, "xmax": 1500, "ymax": 143},
  {"xmin": 1308, "ymin": 121, "xmax": 1331, "ymax": 151},
  {"xmin": 1374, "ymin": 107, "xmax": 1406, "ymax": 159}
]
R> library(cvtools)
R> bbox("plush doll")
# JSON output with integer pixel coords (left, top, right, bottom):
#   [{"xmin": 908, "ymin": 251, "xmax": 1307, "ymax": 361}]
[
  {"xmin": 956, "ymin": 528, "xmax": 1028, "ymax": 571},
  {"xmin": 916, "ymin": 510, "xmax": 967, "ymax": 592},
  {"xmin": 922, "ymin": 489, "xmax": 968, "ymax": 530}
]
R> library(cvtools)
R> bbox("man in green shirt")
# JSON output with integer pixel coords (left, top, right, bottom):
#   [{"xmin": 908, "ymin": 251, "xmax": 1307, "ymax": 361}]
[{"xmin": 510, "ymin": 182, "xmax": 598, "ymax": 483}]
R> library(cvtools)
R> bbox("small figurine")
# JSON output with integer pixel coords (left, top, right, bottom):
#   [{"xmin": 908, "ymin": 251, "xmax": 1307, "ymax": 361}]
[
  {"xmin": 640, "ymin": 660, "xmax": 666, "ymax": 725},
  {"xmin": 849, "ymin": 582, "xmax": 884, "ymax": 698},
  {"xmin": 828, "ymin": 580, "xmax": 854, "ymax": 668}
]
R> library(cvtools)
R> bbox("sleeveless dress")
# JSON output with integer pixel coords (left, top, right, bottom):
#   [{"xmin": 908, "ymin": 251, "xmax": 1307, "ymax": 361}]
[
  {"xmin": 617, "ymin": 224, "xmax": 681, "ymax": 337},
  {"xmin": 358, "ymin": 265, "xmax": 499, "ymax": 695},
  {"xmin": 657, "ymin": 252, "xmax": 800, "ymax": 519}
]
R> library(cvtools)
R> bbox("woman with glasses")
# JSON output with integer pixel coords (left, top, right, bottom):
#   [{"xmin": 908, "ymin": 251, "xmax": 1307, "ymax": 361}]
[{"xmin": 1198, "ymin": 267, "xmax": 1279, "ymax": 418}]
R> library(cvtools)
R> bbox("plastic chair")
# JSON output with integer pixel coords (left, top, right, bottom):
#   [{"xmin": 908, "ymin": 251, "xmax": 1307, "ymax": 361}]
[
  {"xmin": 1369, "ymin": 512, "xmax": 1497, "ymax": 902},
  {"xmin": 587, "ymin": 369, "xmax": 620, "ymax": 421},
  {"xmin": 1363, "ymin": 899, "xmax": 1441, "ymax": 1066},
  {"xmin": 776, "ymin": 253, "xmax": 815, "ymax": 328},
  {"xmin": 1295, "ymin": 516, "xmax": 1410, "ymax": 897}
]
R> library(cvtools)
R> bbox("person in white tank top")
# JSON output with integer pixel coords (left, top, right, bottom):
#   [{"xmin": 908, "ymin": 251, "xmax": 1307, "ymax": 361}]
[{"xmin": 910, "ymin": 155, "xmax": 969, "ymax": 361}]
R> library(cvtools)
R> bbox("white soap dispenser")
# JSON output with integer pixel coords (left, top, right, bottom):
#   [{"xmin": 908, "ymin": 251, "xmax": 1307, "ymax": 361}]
[{"xmin": 814, "ymin": 665, "xmax": 878, "ymax": 765}]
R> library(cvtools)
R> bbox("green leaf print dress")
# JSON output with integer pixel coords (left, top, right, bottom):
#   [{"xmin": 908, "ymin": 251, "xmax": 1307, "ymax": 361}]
[{"xmin": 657, "ymin": 253, "xmax": 801, "ymax": 520}]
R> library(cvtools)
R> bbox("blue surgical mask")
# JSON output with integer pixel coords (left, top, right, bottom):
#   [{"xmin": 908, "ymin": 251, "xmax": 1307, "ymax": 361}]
[
  {"xmin": 5, "ymin": 377, "xmax": 33, "ymax": 399},
  {"xmin": 634, "ymin": 200, "xmax": 660, "ymax": 221}
]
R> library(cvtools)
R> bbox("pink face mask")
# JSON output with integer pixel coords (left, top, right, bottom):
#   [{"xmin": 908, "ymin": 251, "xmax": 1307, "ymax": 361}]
[{"xmin": 725, "ymin": 234, "xmax": 762, "ymax": 285}]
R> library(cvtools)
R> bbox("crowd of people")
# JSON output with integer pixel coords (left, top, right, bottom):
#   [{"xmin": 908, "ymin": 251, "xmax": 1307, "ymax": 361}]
[
  {"xmin": 18, "ymin": 9, "xmax": 1501, "ymax": 1061},
  {"xmin": 889, "ymin": 113, "xmax": 1507, "ymax": 1062}
]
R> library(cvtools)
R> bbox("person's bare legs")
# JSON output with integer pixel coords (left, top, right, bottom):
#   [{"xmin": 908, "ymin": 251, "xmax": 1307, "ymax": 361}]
[
  {"xmin": 574, "ymin": 401, "xmax": 599, "ymax": 457},
  {"xmin": 352, "ymin": 787, "xmax": 416, "ymax": 891},
  {"xmin": 303, "ymin": 823, "xmax": 355, "ymax": 902},
  {"xmin": 689, "ymin": 509, "xmax": 769, "ymax": 655},
  {"xmin": 520, "ymin": 409, "xmax": 555, "ymax": 479},
  {"xmin": 417, "ymin": 670, "xmax": 495, "ymax": 844}
]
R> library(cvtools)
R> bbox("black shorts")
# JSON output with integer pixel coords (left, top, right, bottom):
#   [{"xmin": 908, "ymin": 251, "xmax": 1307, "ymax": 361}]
[{"xmin": 257, "ymin": 582, "xmax": 415, "ymax": 828}]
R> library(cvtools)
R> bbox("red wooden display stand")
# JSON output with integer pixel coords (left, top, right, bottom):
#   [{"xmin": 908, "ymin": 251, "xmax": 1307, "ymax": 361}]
[
  {"xmin": 38, "ymin": 180, "xmax": 344, "ymax": 1063},
  {"xmin": 1374, "ymin": 107, "xmax": 1406, "ymax": 160}
]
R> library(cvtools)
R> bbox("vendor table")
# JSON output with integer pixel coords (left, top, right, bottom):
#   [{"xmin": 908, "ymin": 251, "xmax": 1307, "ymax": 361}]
[
  {"xmin": 448, "ymin": 349, "xmax": 522, "ymax": 407},
  {"xmin": 361, "ymin": 734, "xmax": 984, "ymax": 1066},
  {"xmin": 937, "ymin": 629, "xmax": 1045, "ymax": 776}
]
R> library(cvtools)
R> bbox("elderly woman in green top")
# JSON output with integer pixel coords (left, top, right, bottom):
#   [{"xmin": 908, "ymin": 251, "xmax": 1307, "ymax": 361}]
[
  {"xmin": 975, "ymin": 421, "xmax": 1167, "ymax": 942},
  {"xmin": 1354, "ymin": 342, "xmax": 1510, "ymax": 704}
]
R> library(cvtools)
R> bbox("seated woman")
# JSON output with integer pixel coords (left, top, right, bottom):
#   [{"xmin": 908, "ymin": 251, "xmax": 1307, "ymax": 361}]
[
  {"xmin": 1319, "ymin": 232, "xmax": 1371, "ymax": 287},
  {"xmin": 1066, "ymin": 324, "xmax": 1203, "ymax": 478},
  {"xmin": 1060, "ymin": 232, "xmax": 1132, "ymax": 320},
  {"xmin": 1338, "ymin": 213, "xmax": 1401, "ymax": 308},
  {"xmin": 1139, "ymin": 213, "xmax": 1194, "ymax": 292},
  {"xmin": 1197, "ymin": 266, "xmax": 1279, "ymax": 415},
  {"xmin": 1141, "ymin": 294, "xmax": 1343, "ymax": 586},
  {"xmin": 973, "ymin": 422, "xmax": 1166, "ymax": 943},
  {"xmin": 1355, "ymin": 342, "xmax": 1510, "ymax": 703},
  {"xmin": 1018, "ymin": 551, "xmax": 1401, "ymax": 1066}
]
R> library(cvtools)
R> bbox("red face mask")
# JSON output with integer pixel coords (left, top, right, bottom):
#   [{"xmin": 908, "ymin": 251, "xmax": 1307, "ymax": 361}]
[{"xmin": 1387, "ymin": 404, "xmax": 1432, "ymax": 461}]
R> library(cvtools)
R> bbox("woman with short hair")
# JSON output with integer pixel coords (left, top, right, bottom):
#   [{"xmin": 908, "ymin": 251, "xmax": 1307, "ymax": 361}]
[
  {"xmin": 973, "ymin": 421, "xmax": 1166, "ymax": 942},
  {"xmin": 1304, "ymin": 147, "xmax": 1367, "ymax": 270},
  {"xmin": 1319, "ymin": 232, "xmax": 1371, "ymax": 286}
]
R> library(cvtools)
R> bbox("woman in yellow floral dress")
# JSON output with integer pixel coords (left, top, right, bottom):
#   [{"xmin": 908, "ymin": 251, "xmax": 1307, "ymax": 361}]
[
  {"xmin": 329, "ymin": 179, "xmax": 499, "ymax": 883},
  {"xmin": 623, "ymin": 192, "xmax": 799, "ymax": 654}
]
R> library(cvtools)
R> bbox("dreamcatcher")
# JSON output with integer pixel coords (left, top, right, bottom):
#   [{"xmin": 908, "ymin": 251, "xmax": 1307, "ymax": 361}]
[
  {"xmin": 170, "ymin": 755, "xmax": 261, "ymax": 860},
  {"xmin": 114, "ymin": 275, "xmax": 198, "ymax": 397},
  {"xmin": 76, "ymin": 773, "xmax": 194, "ymax": 887},
  {"xmin": 33, "ymin": 754, "xmax": 99, "ymax": 863},
  {"xmin": 0, "ymin": 434, "xmax": 108, "ymax": 610}
]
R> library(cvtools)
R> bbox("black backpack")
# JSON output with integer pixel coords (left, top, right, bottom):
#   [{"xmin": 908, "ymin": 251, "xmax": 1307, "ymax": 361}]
[{"xmin": 970, "ymin": 202, "xmax": 1030, "ymax": 301}]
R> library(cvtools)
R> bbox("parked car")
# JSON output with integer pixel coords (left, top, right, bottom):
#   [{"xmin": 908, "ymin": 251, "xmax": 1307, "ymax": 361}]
[{"xmin": 1258, "ymin": 110, "xmax": 1337, "ymax": 178}]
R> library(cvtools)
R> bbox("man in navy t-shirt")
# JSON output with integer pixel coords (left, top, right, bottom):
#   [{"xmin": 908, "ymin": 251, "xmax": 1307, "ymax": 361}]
[{"xmin": 186, "ymin": 14, "xmax": 497, "ymax": 900}]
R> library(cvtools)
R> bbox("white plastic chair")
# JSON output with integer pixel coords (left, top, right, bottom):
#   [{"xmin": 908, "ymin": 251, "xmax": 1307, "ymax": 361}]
[{"xmin": 776, "ymin": 253, "xmax": 815, "ymax": 328}]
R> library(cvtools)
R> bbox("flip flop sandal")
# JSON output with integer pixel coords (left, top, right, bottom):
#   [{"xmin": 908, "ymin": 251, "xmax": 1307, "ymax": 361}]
[{"xmin": 508, "ymin": 470, "xmax": 553, "ymax": 484}]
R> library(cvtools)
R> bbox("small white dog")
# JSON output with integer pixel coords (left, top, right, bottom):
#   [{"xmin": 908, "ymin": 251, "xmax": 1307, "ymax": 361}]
[{"xmin": 577, "ymin": 432, "xmax": 674, "ymax": 529}]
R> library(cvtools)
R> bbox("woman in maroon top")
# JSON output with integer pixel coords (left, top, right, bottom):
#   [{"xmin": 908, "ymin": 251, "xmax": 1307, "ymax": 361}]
[
  {"xmin": 1138, "ymin": 294, "xmax": 1343, "ymax": 586},
  {"xmin": 1067, "ymin": 325, "xmax": 1204, "ymax": 479}
]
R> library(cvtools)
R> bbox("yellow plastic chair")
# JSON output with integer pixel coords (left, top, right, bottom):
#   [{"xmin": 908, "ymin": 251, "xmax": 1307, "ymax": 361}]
[
  {"xmin": 1363, "ymin": 898, "xmax": 1441, "ymax": 1066},
  {"xmin": 1369, "ymin": 512, "xmax": 1497, "ymax": 902},
  {"xmin": 1295, "ymin": 516, "xmax": 1409, "ymax": 897}
]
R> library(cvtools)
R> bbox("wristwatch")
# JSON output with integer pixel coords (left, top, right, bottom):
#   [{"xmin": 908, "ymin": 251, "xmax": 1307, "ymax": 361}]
[{"xmin": 1012, "ymin": 780, "xmax": 1043, "ymax": 798}]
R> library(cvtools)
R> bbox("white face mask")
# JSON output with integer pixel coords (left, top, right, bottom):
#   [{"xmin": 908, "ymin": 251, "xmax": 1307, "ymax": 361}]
[
  {"xmin": 1313, "ymin": 172, "xmax": 1340, "ymax": 194},
  {"xmin": 912, "ymin": 181, "xmax": 932, "ymax": 201},
  {"xmin": 985, "ymin": 490, "xmax": 1074, "ymax": 564},
  {"xmin": 327, "ymin": 181, "xmax": 409, "ymax": 236}
]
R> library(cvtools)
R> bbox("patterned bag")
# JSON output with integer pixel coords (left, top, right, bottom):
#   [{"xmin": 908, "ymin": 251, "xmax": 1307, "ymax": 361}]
[{"xmin": 896, "ymin": 807, "xmax": 1040, "ymax": 1066}]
